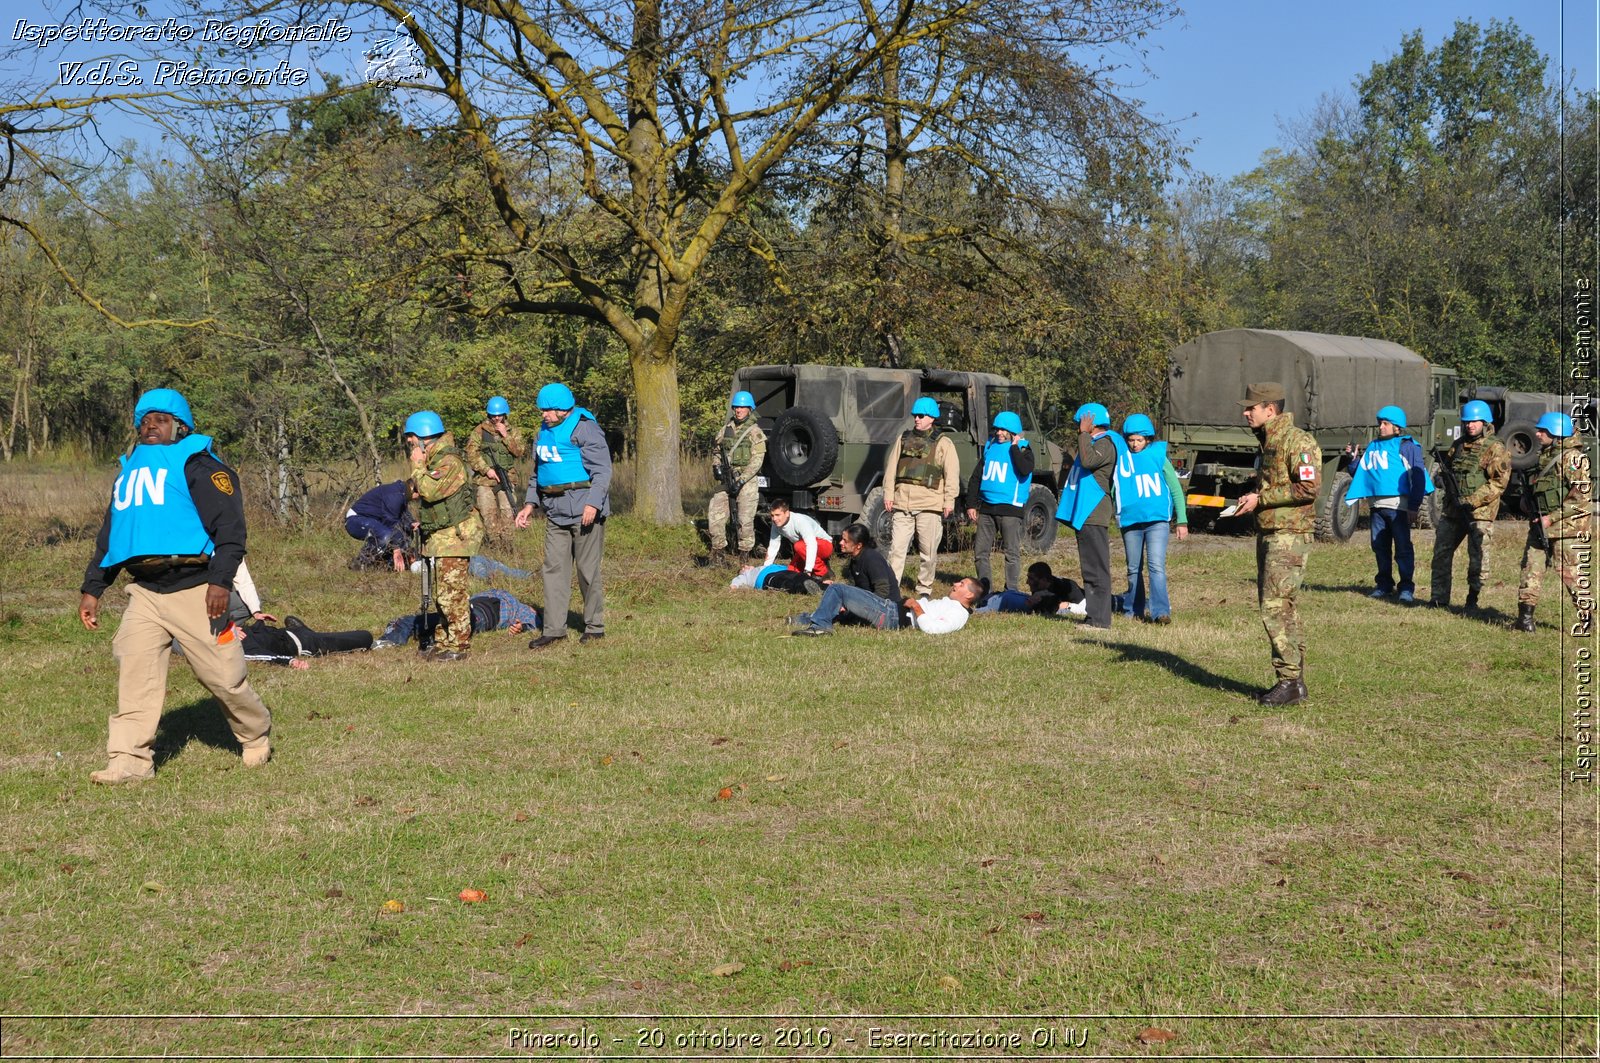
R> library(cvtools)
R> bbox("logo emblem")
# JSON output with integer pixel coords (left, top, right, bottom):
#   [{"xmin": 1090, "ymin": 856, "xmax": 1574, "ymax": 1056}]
[{"xmin": 211, "ymin": 471, "xmax": 235, "ymax": 496}]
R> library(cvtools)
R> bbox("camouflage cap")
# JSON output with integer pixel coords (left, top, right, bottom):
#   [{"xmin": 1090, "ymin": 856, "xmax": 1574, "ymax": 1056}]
[{"xmin": 1239, "ymin": 382, "xmax": 1286, "ymax": 407}]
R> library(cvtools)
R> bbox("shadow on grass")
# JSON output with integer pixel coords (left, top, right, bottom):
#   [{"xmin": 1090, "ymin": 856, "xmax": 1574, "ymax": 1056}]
[
  {"xmin": 1100, "ymin": 640, "xmax": 1260, "ymax": 698},
  {"xmin": 152, "ymin": 698, "xmax": 242, "ymax": 768},
  {"xmin": 1304, "ymin": 581, "xmax": 1386, "ymax": 595}
]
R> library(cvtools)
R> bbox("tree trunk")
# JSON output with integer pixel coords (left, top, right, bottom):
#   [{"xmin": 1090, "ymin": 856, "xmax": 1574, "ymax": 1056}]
[{"xmin": 629, "ymin": 351, "xmax": 683, "ymax": 523}]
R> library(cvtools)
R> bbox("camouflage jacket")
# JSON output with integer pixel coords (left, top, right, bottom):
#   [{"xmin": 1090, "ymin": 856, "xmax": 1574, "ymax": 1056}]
[
  {"xmin": 1445, "ymin": 429, "xmax": 1511, "ymax": 520},
  {"xmin": 1252, "ymin": 411, "xmax": 1320, "ymax": 534},
  {"xmin": 410, "ymin": 432, "xmax": 485, "ymax": 557},
  {"xmin": 1536, "ymin": 438, "xmax": 1593, "ymax": 540},
  {"xmin": 465, "ymin": 420, "xmax": 528, "ymax": 488},
  {"xmin": 716, "ymin": 418, "xmax": 767, "ymax": 479}
]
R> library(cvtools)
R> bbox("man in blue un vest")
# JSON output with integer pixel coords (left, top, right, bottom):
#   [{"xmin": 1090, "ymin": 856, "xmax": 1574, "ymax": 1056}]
[
  {"xmin": 965, "ymin": 411, "xmax": 1035, "ymax": 593},
  {"xmin": 1343, "ymin": 405, "xmax": 1432, "ymax": 603},
  {"xmin": 77, "ymin": 388, "xmax": 273, "ymax": 784},
  {"xmin": 516, "ymin": 383, "xmax": 612, "ymax": 648}
]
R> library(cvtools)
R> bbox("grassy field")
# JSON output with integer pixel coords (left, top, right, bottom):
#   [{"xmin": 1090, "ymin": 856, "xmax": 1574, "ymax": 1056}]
[{"xmin": 0, "ymin": 461, "xmax": 1593, "ymax": 1060}]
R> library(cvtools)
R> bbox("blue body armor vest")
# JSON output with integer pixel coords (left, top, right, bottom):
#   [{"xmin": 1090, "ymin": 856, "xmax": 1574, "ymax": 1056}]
[
  {"xmin": 535, "ymin": 409, "xmax": 596, "ymax": 489},
  {"xmin": 1055, "ymin": 431, "xmax": 1128, "ymax": 531},
  {"xmin": 1345, "ymin": 436, "xmax": 1433, "ymax": 503},
  {"xmin": 1115, "ymin": 441, "xmax": 1174, "ymax": 526},
  {"xmin": 979, "ymin": 439, "xmax": 1032, "ymax": 507},
  {"xmin": 101, "ymin": 434, "xmax": 217, "ymax": 568}
]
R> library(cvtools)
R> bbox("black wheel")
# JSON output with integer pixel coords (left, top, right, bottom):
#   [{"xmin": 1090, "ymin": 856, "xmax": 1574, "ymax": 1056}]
[
  {"xmin": 1501, "ymin": 420, "xmax": 1541, "ymax": 472},
  {"xmin": 769, "ymin": 406, "xmax": 839, "ymax": 488},
  {"xmin": 859, "ymin": 486, "xmax": 895, "ymax": 551},
  {"xmin": 1021, "ymin": 484, "xmax": 1059, "ymax": 554},
  {"xmin": 1315, "ymin": 470, "xmax": 1361, "ymax": 543},
  {"xmin": 1417, "ymin": 460, "xmax": 1442, "ymax": 530}
]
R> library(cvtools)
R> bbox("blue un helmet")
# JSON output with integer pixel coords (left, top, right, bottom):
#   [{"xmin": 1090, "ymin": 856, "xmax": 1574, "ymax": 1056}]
[
  {"xmin": 1073, "ymin": 402, "xmax": 1110, "ymax": 428},
  {"xmin": 912, "ymin": 396, "xmax": 940, "ymax": 418},
  {"xmin": 133, "ymin": 388, "xmax": 195, "ymax": 430},
  {"xmin": 1537, "ymin": 411, "xmax": 1574, "ymax": 438},
  {"xmin": 537, "ymin": 382, "xmax": 575, "ymax": 411},
  {"xmin": 731, "ymin": 390, "xmax": 755, "ymax": 410},
  {"xmin": 1376, "ymin": 405, "xmax": 1408, "ymax": 429},
  {"xmin": 993, "ymin": 411, "xmax": 1024, "ymax": 435},
  {"xmin": 1460, "ymin": 400, "xmax": 1492, "ymax": 424},
  {"xmin": 404, "ymin": 410, "xmax": 445, "ymax": 438},
  {"xmin": 1121, "ymin": 413, "xmax": 1155, "ymax": 439},
  {"xmin": 486, "ymin": 396, "xmax": 510, "ymax": 416}
]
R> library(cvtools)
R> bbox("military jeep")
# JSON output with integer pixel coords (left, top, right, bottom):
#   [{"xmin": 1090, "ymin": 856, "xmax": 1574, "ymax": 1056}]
[{"xmin": 728, "ymin": 365, "xmax": 1066, "ymax": 553}]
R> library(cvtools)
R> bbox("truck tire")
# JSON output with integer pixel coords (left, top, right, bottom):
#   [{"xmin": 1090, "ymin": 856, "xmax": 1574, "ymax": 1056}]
[
  {"xmin": 1021, "ymin": 484, "xmax": 1060, "ymax": 554},
  {"xmin": 859, "ymin": 486, "xmax": 895, "ymax": 551},
  {"xmin": 1501, "ymin": 420, "xmax": 1541, "ymax": 472},
  {"xmin": 768, "ymin": 407, "xmax": 839, "ymax": 488},
  {"xmin": 1315, "ymin": 470, "xmax": 1361, "ymax": 543},
  {"xmin": 1417, "ymin": 460, "xmax": 1442, "ymax": 530}
]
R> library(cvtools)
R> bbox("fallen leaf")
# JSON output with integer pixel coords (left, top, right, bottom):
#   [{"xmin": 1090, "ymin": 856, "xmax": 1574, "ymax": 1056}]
[
  {"xmin": 1021, "ymin": 911, "xmax": 1045, "ymax": 922},
  {"xmin": 765, "ymin": 774, "xmax": 787, "ymax": 782},
  {"xmin": 323, "ymin": 954, "xmax": 337, "ymax": 962},
  {"xmin": 1446, "ymin": 870, "xmax": 1481, "ymax": 883},
  {"xmin": 716, "ymin": 787, "xmax": 734, "ymax": 801},
  {"xmin": 984, "ymin": 926, "xmax": 1000, "ymax": 935},
  {"xmin": 354, "ymin": 795, "xmax": 377, "ymax": 807},
  {"xmin": 710, "ymin": 736, "xmax": 730, "ymax": 746},
  {"xmin": 979, "ymin": 858, "xmax": 995, "ymax": 867},
  {"xmin": 142, "ymin": 880, "xmax": 165, "ymax": 893},
  {"xmin": 324, "ymin": 888, "xmax": 344, "ymax": 898},
  {"xmin": 1138, "ymin": 1027, "xmax": 1176, "ymax": 1044},
  {"xmin": 58, "ymin": 863, "xmax": 75, "ymax": 875},
  {"xmin": 382, "ymin": 899, "xmax": 405, "ymax": 913},
  {"xmin": 937, "ymin": 974, "xmax": 961, "ymax": 992},
  {"xmin": 599, "ymin": 755, "xmax": 613, "ymax": 766},
  {"xmin": 513, "ymin": 811, "xmax": 530, "ymax": 822},
  {"xmin": 777, "ymin": 960, "xmax": 794, "ymax": 972},
  {"xmin": 832, "ymin": 740, "xmax": 849, "ymax": 750},
  {"xmin": 345, "ymin": 725, "xmax": 355, "ymax": 733},
  {"xmin": 499, "ymin": 852, "xmax": 514, "ymax": 866},
  {"xmin": 514, "ymin": 933, "xmax": 533, "ymax": 947},
  {"xmin": 1488, "ymin": 919, "xmax": 1509, "ymax": 929},
  {"xmin": 710, "ymin": 962, "xmax": 744, "ymax": 977},
  {"xmin": 306, "ymin": 710, "xmax": 327, "ymax": 721},
  {"xmin": 459, "ymin": 888, "xmax": 487, "ymax": 903},
  {"xmin": 629, "ymin": 980, "xmax": 644, "ymax": 989},
  {"xmin": 396, "ymin": 806, "xmax": 415, "ymax": 815},
  {"xmin": 1274, "ymin": 877, "xmax": 1287, "ymax": 887},
  {"xmin": 1227, "ymin": 714, "xmax": 1241, "ymax": 725},
  {"xmin": 1150, "ymin": 854, "xmax": 1166, "ymax": 866}
]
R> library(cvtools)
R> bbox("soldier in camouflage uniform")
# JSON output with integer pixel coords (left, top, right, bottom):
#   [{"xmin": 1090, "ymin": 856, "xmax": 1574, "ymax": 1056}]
[
  {"xmin": 1429, "ymin": 400, "xmax": 1510, "ymax": 611},
  {"xmin": 406, "ymin": 410, "xmax": 485, "ymax": 661},
  {"xmin": 1514, "ymin": 412, "xmax": 1593, "ymax": 634},
  {"xmin": 707, "ymin": 391, "xmax": 767, "ymax": 563},
  {"xmin": 1233, "ymin": 382, "xmax": 1320, "ymax": 706},
  {"xmin": 465, "ymin": 396, "xmax": 527, "ymax": 543}
]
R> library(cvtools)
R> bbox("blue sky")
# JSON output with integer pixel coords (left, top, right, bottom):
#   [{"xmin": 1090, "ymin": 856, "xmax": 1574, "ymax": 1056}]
[{"xmin": 1125, "ymin": 0, "xmax": 1599, "ymax": 181}]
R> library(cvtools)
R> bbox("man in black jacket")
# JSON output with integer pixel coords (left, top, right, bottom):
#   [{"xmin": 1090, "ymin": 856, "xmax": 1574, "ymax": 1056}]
[{"xmin": 789, "ymin": 524, "xmax": 900, "ymax": 632}]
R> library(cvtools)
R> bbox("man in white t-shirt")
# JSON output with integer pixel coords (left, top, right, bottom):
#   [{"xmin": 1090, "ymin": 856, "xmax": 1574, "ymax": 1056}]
[{"xmin": 902, "ymin": 577, "xmax": 983, "ymax": 634}]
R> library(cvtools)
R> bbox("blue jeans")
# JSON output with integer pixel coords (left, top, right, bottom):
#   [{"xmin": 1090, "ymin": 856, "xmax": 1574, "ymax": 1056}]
[
  {"xmin": 1370, "ymin": 507, "xmax": 1414, "ymax": 594},
  {"xmin": 1121, "ymin": 520, "xmax": 1172, "ymax": 620},
  {"xmin": 469, "ymin": 555, "xmax": 531, "ymax": 581},
  {"xmin": 798, "ymin": 583, "xmax": 900, "ymax": 632},
  {"xmin": 345, "ymin": 514, "xmax": 409, "ymax": 553}
]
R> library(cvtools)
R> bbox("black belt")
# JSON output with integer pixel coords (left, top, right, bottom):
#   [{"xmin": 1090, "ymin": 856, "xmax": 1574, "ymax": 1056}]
[
  {"xmin": 540, "ymin": 481, "xmax": 592, "ymax": 497},
  {"xmin": 124, "ymin": 555, "xmax": 210, "ymax": 580}
]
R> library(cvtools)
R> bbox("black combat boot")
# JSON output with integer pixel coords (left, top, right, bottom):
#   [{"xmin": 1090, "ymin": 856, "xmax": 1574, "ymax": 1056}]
[
  {"xmin": 1257, "ymin": 678, "xmax": 1306, "ymax": 707},
  {"xmin": 1463, "ymin": 588, "xmax": 1479, "ymax": 612},
  {"xmin": 1512, "ymin": 604, "xmax": 1536, "ymax": 633},
  {"xmin": 707, "ymin": 547, "xmax": 728, "ymax": 567}
]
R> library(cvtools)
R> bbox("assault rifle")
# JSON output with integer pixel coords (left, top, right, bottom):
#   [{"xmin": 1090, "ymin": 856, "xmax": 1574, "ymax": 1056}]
[
  {"xmin": 1512, "ymin": 468, "xmax": 1550, "ymax": 551},
  {"xmin": 1433, "ymin": 450, "xmax": 1463, "ymax": 509},
  {"xmin": 481, "ymin": 427, "xmax": 520, "ymax": 511},
  {"xmin": 412, "ymin": 527, "xmax": 438, "ymax": 650},
  {"xmin": 715, "ymin": 458, "xmax": 744, "ymax": 499}
]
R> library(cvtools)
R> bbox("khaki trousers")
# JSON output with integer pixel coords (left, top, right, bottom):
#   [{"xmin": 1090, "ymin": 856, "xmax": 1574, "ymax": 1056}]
[
  {"xmin": 475, "ymin": 484, "xmax": 516, "ymax": 540},
  {"xmin": 707, "ymin": 479, "xmax": 761, "ymax": 551},
  {"xmin": 889, "ymin": 509, "xmax": 944, "ymax": 596},
  {"xmin": 108, "ymin": 583, "xmax": 272, "ymax": 771}
]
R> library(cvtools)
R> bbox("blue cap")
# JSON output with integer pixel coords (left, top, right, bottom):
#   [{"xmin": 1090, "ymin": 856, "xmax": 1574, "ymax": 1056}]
[
  {"xmin": 404, "ymin": 410, "xmax": 445, "ymax": 438},
  {"xmin": 133, "ymin": 388, "xmax": 194, "ymax": 430},
  {"xmin": 1538, "ymin": 411, "xmax": 1574, "ymax": 438},
  {"xmin": 1121, "ymin": 413, "xmax": 1155, "ymax": 438},
  {"xmin": 486, "ymin": 396, "xmax": 510, "ymax": 416},
  {"xmin": 912, "ymin": 397, "xmax": 940, "ymax": 418},
  {"xmin": 993, "ymin": 411, "xmax": 1024, "ymax": 435},
  {"xmin": 1376, "ymin": 405, "xmax": 1408, "ymax": 429},
  {"xmin": 537, "ymin": 383, "xmax": 575, "ymax": 410},
  {"xmin": 731, "ymin": 390, "xmax": 755, "ymax": 409},
  {"xmin": 1461, "ymin": 400, "xmax": 1492, "ymax": 424},
  {"xmin": 1073, "ymin": 402, "xmax": 1110, "ymax": 428}
]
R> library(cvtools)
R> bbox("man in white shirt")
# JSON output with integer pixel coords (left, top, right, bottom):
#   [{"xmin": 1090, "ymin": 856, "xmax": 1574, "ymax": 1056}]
[
  {"xmin": 797, "ymin": 575, "xmax": 981, "ymax": 637},
  {"xmin": 763, "ymin": 498, "xmax": 834, "ymax": 577}
]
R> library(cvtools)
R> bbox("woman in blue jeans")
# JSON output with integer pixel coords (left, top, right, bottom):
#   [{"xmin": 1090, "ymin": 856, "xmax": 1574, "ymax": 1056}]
[{"xmin": 1113, "ymin": 414, "xmax": 1187, "ymax": 623}]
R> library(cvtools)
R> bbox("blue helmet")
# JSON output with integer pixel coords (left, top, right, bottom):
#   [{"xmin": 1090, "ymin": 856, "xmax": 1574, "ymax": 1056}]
[
  {"xmin": 133, "ymin": 388, "xmax": 195, "ymax": 430},
  {"xmin": 486, "ymin": 396, "xmax": 510, "ymax": 416},
  {"xmin": 912, "ymin": 397, "xmax": 940, "ymax": 418},
  {"xmin": 731, "ymin": 390, "xmax": 755, "ymax": 409},
  {"xmin": 404, "ymin": 410, "xmax": 445, "ymax": 438},
  {"xmin": 537, "ymin": 382, "xmax": 575, "ymax": 410},
  {"xmin": 993, "ymin": 411, "xmax": 1024, "ymax": 435},
  {"xmin": 1376, "ymin": 405, "xmax": 1408, "ymax": 429},
  {"xmin": 1073, "ymin": 402, "xmax": 1110, "ymax": 428},
  {"xmin": 1460, "ymin": 400, "xmax": 1492, "ymax": 424},
  {"xmin": 1121, "ymin": 413, "xmax": 1155, "ymax": 438},
  {"xmin": 1537, "ymin": 411, "xmax": 1574, "ymax": 438}
]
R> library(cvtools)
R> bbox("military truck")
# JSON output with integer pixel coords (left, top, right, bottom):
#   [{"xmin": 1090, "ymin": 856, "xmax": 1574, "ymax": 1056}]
[
  {"xmin": 728, "ymin": 364, "xmax": 1066, "ymax": 552},
  {"xmin": 1162, "ymin": 329, "xmax": 1460, "ymax": 542}
]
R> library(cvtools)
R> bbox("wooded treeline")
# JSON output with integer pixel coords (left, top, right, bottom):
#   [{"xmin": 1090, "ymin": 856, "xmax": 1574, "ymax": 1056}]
[{"xmin": 1, "ymin": 9, "xmax": 1591, "ymax": 522}]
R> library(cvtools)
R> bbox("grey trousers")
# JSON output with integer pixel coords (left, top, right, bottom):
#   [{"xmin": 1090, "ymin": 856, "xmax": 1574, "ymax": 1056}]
[
  {"xmin": 543, "ymin": 517, "xmax": 605, "ymax": 636},
  {"xmin": 974, "ymin": 511, "xmax": 1023, "ymax": 591}
]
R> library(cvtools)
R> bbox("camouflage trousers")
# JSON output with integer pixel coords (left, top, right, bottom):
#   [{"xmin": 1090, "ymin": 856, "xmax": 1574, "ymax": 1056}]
[
  {"xmin": 430, "ymin": 556, "xmax": 473, "ymax": 653},
  {"xmin": 1257, "ymin": 531, "xmax": 1311, "ymax": 681},
  {"xmin": 1430, "ymin": 509, "xmax": 1494, "ymax": 604},
  {"xmin": 708, "ymin": 478, "xmax": 761, "ymax": 552},
  {"xmin": 475, "ymin": 484, "xmax": 516, "ymax": 541},
  {"xmin": 1517, "ymin": 531, "xmax": 1593, "ymax": 613}
]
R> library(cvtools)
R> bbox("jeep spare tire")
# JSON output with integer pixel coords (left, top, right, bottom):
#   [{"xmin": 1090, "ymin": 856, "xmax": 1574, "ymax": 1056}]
[
  {"xmin": 1022, "ymin": 484, "xmax": 1060, "ymax": 554},
  {"xmin": 769, "ymin": 407, "xmax": 839, "ymax": 488},
  {"xmin": 1315, "ymin": 469, "xmax": 1361, "ymax": 543},
  {"xmin": 1500, "ymin": 420, "xmax": 1542, "ymax": 472}
]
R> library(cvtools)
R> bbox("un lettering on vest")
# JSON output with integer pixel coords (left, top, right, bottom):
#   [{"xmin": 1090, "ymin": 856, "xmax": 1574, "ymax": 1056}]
[
  {"xmin": 537, "ymin": 444, "xmax": 561, "ymax": 463},
  {"xmin": 983, "ymin": 459, "xmax": 1010, "ymax": 484},
  {"xmin": 113, "ymin": 466, "xmax": 168, "ymax": 510},
  {"xmin": 1360, "ymin": 448, "xmax": 1390, "ymax": 472}
]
